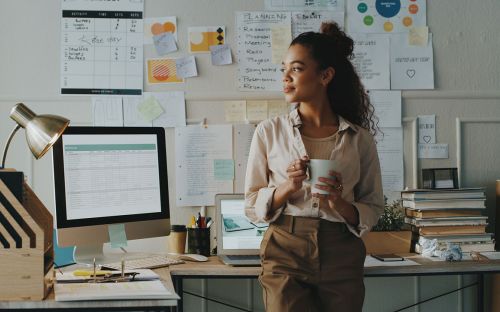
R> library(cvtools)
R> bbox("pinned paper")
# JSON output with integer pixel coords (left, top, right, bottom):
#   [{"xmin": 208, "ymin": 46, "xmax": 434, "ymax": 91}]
[
  {"xmin": 225, "ymin": 101, "xmax": 247, "ymax": 122},
  {"xmin": 271, "ymin": 25, "xmax": 292, "ymax": 64},
  {"xmin": 92, "ymin": 97, "xmax": 123, "ymax": 126},
  {"xmin": 138, "ymin": 96, "xmax": 164, "ymax": 121},
  {"xmin": 246, "ymin": 100, "xmax": 268, "ymax": 121},
  {"xmin": 409, "ymin": 26, "xmax": 429, "ymax": 46},
  {"xmin": 144, "ymin": 16, "xmax": 177, "ymax": 44},
  {"xmin": 418, "ymin": 144, "xmax": 449, "ymax": 159},
  {"xmin": 189, "ymin": 26, "xmax": 225, "ymax": 53},
  {"xmin": 153, "ymin": 32, "xmax": 177, "ymax": 55},
  {"xmin": 146, "ymin": 58, "xmax": 183, "ymax": 84},
  {"xmin": 214, "ymin": 159, "xmax": 234, "ymax": 180},
  {"xmin": 175, "ymin": 56, "xmax": 198, "ymax": 78},
  {"xmin": 418, "ymin": 115, "xmax": 436, "ymax": 144},
  {"xmin": 210, "ymin": 44, "xmax": 232, "ymax": 65},
  {"xmin": 108, "ymin": 223, "xmax": 128, "ymax": 248},
  {"xmin": 390, "ymin": 33, "xmax": 434, "ymax": 90}
]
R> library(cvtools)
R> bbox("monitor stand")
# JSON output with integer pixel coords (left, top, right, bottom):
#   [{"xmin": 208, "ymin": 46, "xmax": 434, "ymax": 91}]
[{"xmin": 73, "ymin": 244, "xmax": 153, "ymax": 265}]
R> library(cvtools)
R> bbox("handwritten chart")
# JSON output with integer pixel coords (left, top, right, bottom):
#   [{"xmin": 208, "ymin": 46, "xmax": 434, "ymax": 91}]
[{"xmin": 61, "ymin": 0, "xmax": 144, "ymax": 95}]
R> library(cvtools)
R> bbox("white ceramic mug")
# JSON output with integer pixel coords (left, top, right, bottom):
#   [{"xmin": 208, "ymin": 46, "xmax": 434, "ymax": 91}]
[{"xmin": 307, "ymin": 159, "xmax": 338, "ymax": 195}]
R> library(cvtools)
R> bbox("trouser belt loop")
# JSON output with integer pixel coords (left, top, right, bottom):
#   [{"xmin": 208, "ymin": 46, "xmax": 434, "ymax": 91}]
[{"xmin": 289, "ymin": 215, "xmax": 295, "ymax": 233}]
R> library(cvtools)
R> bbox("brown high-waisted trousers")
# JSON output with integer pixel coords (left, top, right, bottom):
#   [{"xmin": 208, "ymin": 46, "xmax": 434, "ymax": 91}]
[{"xmin": 259, "ymin": 214, "xmax": 366, "ymax": 312}]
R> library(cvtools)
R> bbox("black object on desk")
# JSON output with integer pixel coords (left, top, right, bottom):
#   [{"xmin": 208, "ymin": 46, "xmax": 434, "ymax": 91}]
[{"xmin": 372, "ymin": 253, "xmax": 405, "ymax": 261}]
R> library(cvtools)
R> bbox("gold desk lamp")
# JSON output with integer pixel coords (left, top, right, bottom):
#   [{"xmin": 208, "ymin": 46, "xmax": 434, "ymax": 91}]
[{"xmin": 1, "ymin": 103, "xmax": 70, "ymax": 168}]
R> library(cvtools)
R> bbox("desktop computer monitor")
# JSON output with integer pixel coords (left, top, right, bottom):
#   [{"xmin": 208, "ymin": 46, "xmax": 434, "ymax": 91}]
[{"xmin": 52, "ymin": 126, "xmax": 170, "ymax": 264}]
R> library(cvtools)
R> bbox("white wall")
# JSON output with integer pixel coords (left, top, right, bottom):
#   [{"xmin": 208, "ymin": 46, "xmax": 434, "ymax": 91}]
[{"xmin": 1, "ymin": 0, "xmax": 499, "ymax": 311}]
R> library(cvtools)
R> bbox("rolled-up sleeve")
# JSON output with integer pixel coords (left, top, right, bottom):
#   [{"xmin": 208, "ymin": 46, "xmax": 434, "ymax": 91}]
[
  {"xmin": 244, "ymin": 124, "xmax": 283, "ymax": 222},
  {"xmin": 348, "ymin": 136, "xmax": 384, "ymax": 237}
]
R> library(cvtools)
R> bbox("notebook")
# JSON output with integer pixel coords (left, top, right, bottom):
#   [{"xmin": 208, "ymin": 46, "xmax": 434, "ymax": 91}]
[{"xmin": 215, "ymin": 194, "xmax": 268, "ymax": 266}]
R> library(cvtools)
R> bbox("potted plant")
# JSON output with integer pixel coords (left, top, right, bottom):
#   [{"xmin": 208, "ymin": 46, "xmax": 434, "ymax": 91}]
[{"xmin": 361, "ymin": 196, "xmax": 412, "ymax": 254}]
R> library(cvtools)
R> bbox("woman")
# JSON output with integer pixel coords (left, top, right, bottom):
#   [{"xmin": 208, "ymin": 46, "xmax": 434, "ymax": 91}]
[{"xmin": 244, "ymin": 22, "xmax": 384, "ymax": 312}]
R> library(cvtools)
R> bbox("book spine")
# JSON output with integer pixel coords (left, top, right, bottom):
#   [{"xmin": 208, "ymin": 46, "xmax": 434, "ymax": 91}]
[{"xmin": 496, "ymin": 180, "xmax": 500, "ymax": 251}]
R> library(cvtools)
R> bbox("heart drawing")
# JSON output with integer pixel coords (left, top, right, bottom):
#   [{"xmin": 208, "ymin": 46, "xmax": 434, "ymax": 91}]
[
  {"xmin": 406, "ymin": 69, "xmax": 416, "ymax": 78},
  {"xmin": 423, "ymin": 135, "xmax": 431, "ymax": 143}
]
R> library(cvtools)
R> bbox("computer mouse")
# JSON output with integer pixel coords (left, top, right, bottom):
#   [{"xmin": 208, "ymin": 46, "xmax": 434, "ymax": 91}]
[{"xmin": 175, "ymin": 254, "xmax": 209, "ymax": 262}]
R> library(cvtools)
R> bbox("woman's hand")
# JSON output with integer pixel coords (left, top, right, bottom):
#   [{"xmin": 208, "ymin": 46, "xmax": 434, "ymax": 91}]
[
  {"xmin": 313, "ymin": 170, "xmax": 344, "ymax": 205},
  {"xmin": 313, "ymin": 171, "xmax": 359, "ymax": 226},
  {"xmin": 285, "ymin": 156, "xmax": 309, "ymax": 194}
]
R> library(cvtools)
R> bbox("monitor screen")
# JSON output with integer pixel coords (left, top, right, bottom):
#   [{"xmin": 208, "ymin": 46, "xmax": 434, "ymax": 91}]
[{"xmin": 53, "ymin": 127, "xmax": 170, "ymax": 263}]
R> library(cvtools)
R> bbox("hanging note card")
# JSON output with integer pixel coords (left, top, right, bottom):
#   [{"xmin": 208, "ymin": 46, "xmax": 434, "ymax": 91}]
[
  {"xmin": 108, "ymin": 223, "xmax": 127, "ymax": 248},
  {"xmin": 214, "ymin": 159, "xmax": 235, "ymax": 181},
  {"xmin": 175, "ymin": 56, "xmax": 198, "ymax": 78},
  {"xmin": 138, "ymin": 96, "xmax": 164, "ymax": 122},
  {"xmin": 210, "ymin": 44, "xmax": 232, "ymax": 65},
  {"xmin": 153, "ymin": 32, "xmax": 177, "ymax": 55}
]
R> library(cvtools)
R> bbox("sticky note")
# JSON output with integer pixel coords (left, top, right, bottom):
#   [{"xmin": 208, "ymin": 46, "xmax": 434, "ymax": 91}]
[
  {"xmin": 175, "ymin": 55, "xmax": 198, "ymax": 78},
  {"xmin": 138, "ymin": 96, "xmax": 164, "ymax": 121},
  {"xmin": 214, "ymin": 159, "xmax": 234, "ymax": 180},
  {"xmin": 210, "ymin": 44, "xmax": 232, "ymax": 65},
  {"xmin": 271, "ymin": 25, "xmax": 291, "ymax": 64},
  {"xmin": 409, "ymin": 26, "xmax": 429, "ymax": 46},
  {"xmin": 224, "ymin": 101, "xmax": 247, "ymax": 122},
  {"xmin": 153, "ymin": 32, "xmax": 178, "ymax": 55},
  {"xmin": 108, "ymin": 223, "xmax": 128, "ymax": 248}
]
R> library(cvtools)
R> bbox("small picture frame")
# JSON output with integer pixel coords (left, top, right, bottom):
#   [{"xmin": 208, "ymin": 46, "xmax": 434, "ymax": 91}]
[{"xmin": 422, "ymin": 168, "xmax": 458, "ymax": 189}]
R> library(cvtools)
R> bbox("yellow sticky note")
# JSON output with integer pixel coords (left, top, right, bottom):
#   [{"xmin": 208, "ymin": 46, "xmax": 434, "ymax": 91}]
[
  {"xmin": 247, "ymin": 100, "xmax": 268, "ymax": 121},
  {"xmin": 271, "ymin": 25, "xmax": 292, "ymax": 64},
  {"xmin": 224, "ymin": 101, "xmax": 247, "ymax": 122},
  {"xmin": 138, "ymin": 96, "xmax": 164, "ymax": 122},
  {"xmin": 409, "ymin": 26, "xmax": 429, "ymax": 47}
]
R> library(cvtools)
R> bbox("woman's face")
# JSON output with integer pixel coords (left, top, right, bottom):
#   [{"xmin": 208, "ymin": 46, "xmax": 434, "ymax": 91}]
[{"xmin": 281, "ymin": 44, "xmax": 332, "ymax": 104}]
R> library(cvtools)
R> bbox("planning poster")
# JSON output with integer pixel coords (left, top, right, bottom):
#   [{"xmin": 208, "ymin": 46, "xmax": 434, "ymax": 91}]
[
  {"xmin": 236, "ymin": 11, "xmax": 291, "ymax": 91},
  {"xmin": 61, "ymin": 0, "xmax": 144, "ymax": 95}
]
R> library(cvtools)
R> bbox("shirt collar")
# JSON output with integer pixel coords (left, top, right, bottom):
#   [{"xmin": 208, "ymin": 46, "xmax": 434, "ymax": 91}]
[{"xmin": 289, "ymin": 107, "xmax": 359, "ymax": 133}]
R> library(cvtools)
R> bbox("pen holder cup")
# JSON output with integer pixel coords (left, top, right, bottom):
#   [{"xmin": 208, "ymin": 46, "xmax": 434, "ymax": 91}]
[{"xmin": 187, "ymin": 227, "xmax": 211, "ymax": 257}]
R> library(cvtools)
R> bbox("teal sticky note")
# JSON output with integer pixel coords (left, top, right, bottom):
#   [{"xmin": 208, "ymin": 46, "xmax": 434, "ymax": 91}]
[
  {"xmin": 108, "ymin": 223, "xmax": 128, "ymax": 248},
  {"xmin": 53, "ymin": 229, "xmax": 75, "ymax": 267},
  {"xmin": 214, "ymin": 159, "xmax": 234, "ymax": 180}
]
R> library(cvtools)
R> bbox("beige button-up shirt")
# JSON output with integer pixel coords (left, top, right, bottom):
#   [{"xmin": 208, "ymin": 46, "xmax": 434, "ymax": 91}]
[{"xmin": 244, "ymin": 108, "xmax": 384, "ymax": 237}]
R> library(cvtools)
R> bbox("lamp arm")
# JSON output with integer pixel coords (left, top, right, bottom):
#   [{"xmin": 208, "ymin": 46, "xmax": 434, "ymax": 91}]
[{"xmin": 1, "ymin": 125, "xmax": 21, "ymax": 169}]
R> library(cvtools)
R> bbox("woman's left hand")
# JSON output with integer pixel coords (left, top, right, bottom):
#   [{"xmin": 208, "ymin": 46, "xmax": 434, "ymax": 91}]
[{"xmin": 313, "ymin": 170, "xmax": 344, "ymax": 205}]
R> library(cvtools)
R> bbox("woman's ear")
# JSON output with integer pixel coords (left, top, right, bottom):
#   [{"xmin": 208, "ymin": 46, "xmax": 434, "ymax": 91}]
[{"xmin": 321, "ymin": 67, "xmax": 335, "ymax": 86}]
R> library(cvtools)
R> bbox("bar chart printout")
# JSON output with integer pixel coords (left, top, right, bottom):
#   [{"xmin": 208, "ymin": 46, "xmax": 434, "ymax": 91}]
[{"xmin": 61, "ymin": 0, "xmax": 144, "ymax": 95}]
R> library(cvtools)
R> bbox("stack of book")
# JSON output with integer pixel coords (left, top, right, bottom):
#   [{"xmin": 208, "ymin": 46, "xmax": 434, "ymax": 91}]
[{"xmin": 401, "ymin": 188, "xmax": 495, "ymax": 253}]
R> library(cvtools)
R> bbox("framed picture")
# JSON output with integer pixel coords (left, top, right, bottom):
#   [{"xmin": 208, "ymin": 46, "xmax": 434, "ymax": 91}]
[{"xmin": 422, "ymin": 168, "xmax": 458, "ymax": 189}]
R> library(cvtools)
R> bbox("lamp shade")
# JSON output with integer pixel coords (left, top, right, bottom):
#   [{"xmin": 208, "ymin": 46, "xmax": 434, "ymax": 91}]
[{"xmin": 10, "ymin": 103, "xmax": 70, "ymax": 159}]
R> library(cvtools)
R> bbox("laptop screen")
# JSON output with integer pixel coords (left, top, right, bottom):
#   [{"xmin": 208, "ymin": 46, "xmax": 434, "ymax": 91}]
[{"xmin": 216, "ymin": 194, "xmax": 268, "ymax": 255}]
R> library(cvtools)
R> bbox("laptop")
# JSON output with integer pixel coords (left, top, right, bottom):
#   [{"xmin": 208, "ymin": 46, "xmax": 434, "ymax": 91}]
[{"xmin": 215, "ymin": 194, "xmax": 268, "ymax": 266}]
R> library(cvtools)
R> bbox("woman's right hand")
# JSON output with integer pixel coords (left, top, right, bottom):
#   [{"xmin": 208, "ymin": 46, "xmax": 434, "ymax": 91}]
[{"xmin": 285, "ymin": 156, "xmax": 309, "ymax": 194}]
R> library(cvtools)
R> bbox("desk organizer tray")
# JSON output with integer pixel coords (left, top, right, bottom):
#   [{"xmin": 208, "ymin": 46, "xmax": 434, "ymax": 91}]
[{"xmin": 0, "ymin": 173, "xmax": 54, "ymax": 300}]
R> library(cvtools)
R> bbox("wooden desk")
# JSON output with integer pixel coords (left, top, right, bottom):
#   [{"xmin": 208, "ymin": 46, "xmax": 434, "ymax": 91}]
[
  {"xmin": 0, "ymin": 267, "xmax": 178, "ymax": 311},
  {"xmin": 169, "ymin": 255, "xmax": 500, "ymax": 312}
]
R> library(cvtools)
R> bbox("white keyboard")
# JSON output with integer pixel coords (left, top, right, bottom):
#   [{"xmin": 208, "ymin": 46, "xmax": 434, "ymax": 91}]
[{"xmin": 102, "ymin": 255, "xmax": 184, "ymax": 270}]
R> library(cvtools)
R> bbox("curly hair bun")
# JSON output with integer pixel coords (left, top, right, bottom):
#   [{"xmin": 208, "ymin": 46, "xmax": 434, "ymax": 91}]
[{"xmin": 320, "ymin": 22, "xmax": 354, "ymax": 58}]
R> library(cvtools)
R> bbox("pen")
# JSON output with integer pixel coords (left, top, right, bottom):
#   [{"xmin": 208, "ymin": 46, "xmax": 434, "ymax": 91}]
[
  {"xmin": 73, "ymin": 269, "xmax": 114, "ymax": 277},
  {"xmin": 206, "ymin": 220, "xmax": 213, "ymax": 228},
  {"xmin": 189, "ymin": 215, "xmax": 196, "ymax": 228},
  {"xmin": 121, "ymin": 259, "xmax": 125, "ymax": 278}
]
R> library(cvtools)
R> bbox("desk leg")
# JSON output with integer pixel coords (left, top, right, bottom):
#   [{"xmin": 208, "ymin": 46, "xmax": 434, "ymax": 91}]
[
  {"xmin": 173, "ymin": 277, "xmax": 183, "ymax": 312},
  {"xmin": 477, "ymin": 273, "xmax": 484, "ymax": 312}
]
